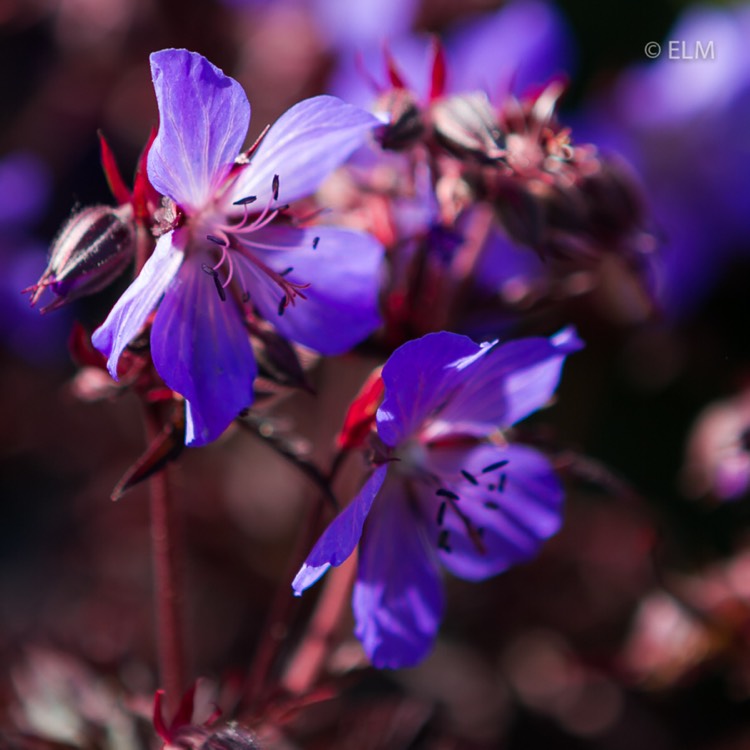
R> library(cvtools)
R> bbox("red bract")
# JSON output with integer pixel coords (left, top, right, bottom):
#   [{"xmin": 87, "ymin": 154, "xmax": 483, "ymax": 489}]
[{"xmin": 336, "ymin": 367, "xmax": 384, "ymax": 450}]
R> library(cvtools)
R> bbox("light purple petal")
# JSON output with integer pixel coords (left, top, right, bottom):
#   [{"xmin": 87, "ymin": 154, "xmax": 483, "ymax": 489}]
[
  {"xmin": 292, "ymin": 466, "xmax": 388, "ymax": 594},
  {"xmin": 149, "ymin": 251, "xmax": 257, "ymax": 446},
  {"xmin": 376, "ymin": 332, "xmax": 494, "ymax": 447},
  {"xmin": 353, "ymin": 476, "xmax": 444, "ymax": 668},
  {"xmin": 226, "ymin": 96, "xmax": 379, "ymax": 207},
  {"xmin": 92, "ymin": 232, "xmax": 183, "ymax": 379},
  {"xmin": 427, "ymin": 327, "xmax": 583, "ymax": 438},
  {"xmin": 148, "ymin": 49, "xmax": 250, "ymax": 211},
  {"xmin": 421, "ymin": 443, "xmax": 563, "ymax": 581},
  {"xmin": 236, "ymin": 225, "xmax": 383, "ymax": 354}
]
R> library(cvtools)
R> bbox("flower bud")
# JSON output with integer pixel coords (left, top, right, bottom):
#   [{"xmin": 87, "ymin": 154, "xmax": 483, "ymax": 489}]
[
  {"xmin": 25, "ymin": 204, "xmax": 135, "ymax": 312},
  {"xmin": 430, "ymin": 92, "xmax": 505, "ymax": 162},
  {"xmin": 374, "ymin": 89, "xmax": 425, "ymax": 151}
]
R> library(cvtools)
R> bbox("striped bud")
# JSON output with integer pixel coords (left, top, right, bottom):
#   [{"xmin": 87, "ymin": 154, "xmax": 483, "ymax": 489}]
[{"xmin": 26, "ymin": 204, "xmax": 135, "ymax": 312}]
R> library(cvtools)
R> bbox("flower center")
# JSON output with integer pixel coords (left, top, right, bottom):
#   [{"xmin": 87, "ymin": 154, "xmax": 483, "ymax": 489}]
[{"xmin": 195, "ymin": 174, "xmax": 316, "ymax": 314}]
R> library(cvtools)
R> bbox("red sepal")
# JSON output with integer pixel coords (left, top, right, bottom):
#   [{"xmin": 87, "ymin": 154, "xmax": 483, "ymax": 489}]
[
  {"xmin": 428, "ymin": 38, "xmax": 447, "ymax": 101},
  {"xmin": 133, "ymin": 127, "xmax": 160, "ymax": 224},
  {"xmin": 98, "ymin": 131, "xmax": 132, "ymax": 206},
  {"xmin": 111, "ymin": 403, "xmax": 185, "ymax": 501},
  {"xmin": 67, "ymin": 322, "xmax": 108, "ymax": 370},
  {"xmin": 336, "ymin": 367, "xmax": 384, "ymax": 450},
  {"xmin": 383, "ymin": 45, "xmax": 406, "ymax": 90},
  {"xmin": 153, "ymin": 681, "xmax": 221, "ymax": 746}
]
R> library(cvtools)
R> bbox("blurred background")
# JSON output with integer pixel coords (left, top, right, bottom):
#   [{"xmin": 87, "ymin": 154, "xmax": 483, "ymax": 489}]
[{"xmin": 2, "ymin": 0, "xmax": 750, "ymax": 748}]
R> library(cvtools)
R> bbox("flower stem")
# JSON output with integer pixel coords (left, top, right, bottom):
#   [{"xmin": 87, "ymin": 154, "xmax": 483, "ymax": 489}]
[
  {"xmin": 280, "ymin": 552, "xmax": 358, "ymax": 696},
  {"xmin": 145, "ymin": 405, "xmax": 187, "ymax": 720}
]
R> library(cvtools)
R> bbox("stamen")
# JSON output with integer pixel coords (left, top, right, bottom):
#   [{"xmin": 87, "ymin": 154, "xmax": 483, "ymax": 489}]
[
  {"xmin": 277, "ymin": 294, "xmax": 287, "ymax": 316},
  {"xmin": 207, "ymin": 234, "xmax": 228, "ymax": 246},
  {"xmin": 461, "ymin": 469, "xmax": 479, "ymax": 485},
  {"xmin": 233, "ymin": 195, "xmax": 257, "ymax": 206},
  {"xmin": 438, "ymin": 530, "xmax": 452, "ymax": 553},
  {"xmin": 201, "ymin": 263, "xmax": 227, "ymax": 302},
  {"xmin": 482, "ymin": 460, "xmax": 509, "ymax": 474},
  {"xmin": 484, "ymin": 500, "xmax": 500, "ymax": 510},
  {"xmin": 312, "ymin": 236, "xmax": 320, "ymax": 250},
  {"xmin": 436, "ymin": 501, "xmax": 446, "ymax": 526},
  {"xmin": 498, "ymin": 473, "xmax": 507, "ymax": 492},
  {"xmin": 280, "ymin": 267, "xmax": 294, "ymax": 276},
  {"xmin": 436, "ymin": 488, "xmax": 459, "ymax": 500},
  {"xmin": 272, "ymin": 174, "xmax": 280, "ymax": 201}
]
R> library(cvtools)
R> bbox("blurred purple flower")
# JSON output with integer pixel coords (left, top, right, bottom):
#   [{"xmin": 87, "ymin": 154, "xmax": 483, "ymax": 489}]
[
  {"xmin": 1, "ymin": 152, "xmax": 71, "ymax": 364},
  {"xmin": 220, "ymin": 0, "xmax": 418, "ymax": 51},
  {"xmin": 330, "ymin": 0, "xmax": 573, "ymax": 108},
  {"xmin": 576, "ymin": 4, "xmax": 750, "ymax": 316},
  {"xmin": 294, "ymin": 327, "xmax": 582, "ymax": 668},
  {"xmin": 93, "ymin": 49, "xmax": 383, "ymax": 446}
]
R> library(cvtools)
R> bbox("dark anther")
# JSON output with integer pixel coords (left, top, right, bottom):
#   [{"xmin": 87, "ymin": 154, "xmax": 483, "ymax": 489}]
[
  {"xmin": 482, "ymin": 460, "xmax": 509, "ymax": 474},
  {"xmin": 201, "ymin": 264, "xmax": 226, "ymax": 301},
  {"xmin": 207, "ymin": 234, "xmax": 227, "ymax": 246},
  {"xmin": 213, "ymin": 275, "xmax": 227, "ymax": 301},
  {"xmin": 436, "ymin": 488, "xmax": 459, "ymax": 500},
  {"xmin": 484, "ymin": 500, "xmax": 500, "ymax": 510},
  {"xmin": 498, "ymin": 473, "xmax": 507, "ymax": 492},
  {"xmin": 488, "ymin": 484, "xmax": 496, "ymax": 491},
  {"xmin": 438, "ymin": 530, "xmax": 452, "ymax": 553},
  {"xmin": 272, "ymin": 174, "xmax": 280, "ymax": 201},
  {"xmin": 241, "ymin": 290, "xmax": 250, "ymax": 302},
  {"xmin": 277, "ymin": 294, "xmax": 287, "ymax": 316},
  {"xmin": 436, "ymin": 501, "xmax": 446, "ymax": 526},
  {"xmin": 476, "ymin": 526, "xmax": 485, "ymax": 539},
  {"xmin": 461, "ymin": 469, "xmax": 479, "ymax": 485},
  {"xmin": 233, "ymin": 195, "xmax": 257, "ymax": 206},
  {"xmin": 312, "ymin": 236, "xmax": 320, "ymax": 250},
  {"xmin": 280, "ymin": 267, "xmax": 294, "ymax": 276}
]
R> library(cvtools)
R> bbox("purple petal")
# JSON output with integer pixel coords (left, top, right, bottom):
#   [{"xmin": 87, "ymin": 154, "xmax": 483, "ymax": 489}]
[
  {"xmin": 148, "ymin": 49, "xmax": 250, "ymax": 211},
  {"xmin": 227, "ymin": 96, "xmax": 379, "ymax": 207},
  {"xmin": 448, "ymin": 0, "xmax": 573, "ymax": 99},
  {"xmin": 149, "ymin": 251, "xmax": 257, "ymax": 446},
  {"xmin": 92, "ymin": 232, "xmax": 183, "ymax": 379},
  {"xmin": 376, "ymin": 332, "xmax": 495, "ymax": 447},
  {"xmin": 430, "ymin": 327, "xmax": 583, "ymax": 437},
  {"xmin": 353, "ymin": 477, "xmax": 444, "ymax": 668},
  {"xmin": 236, "ymin": 225, "xmax": 383, "ymax": 354},
  {"xmin": 293, "ymin": 466, "xmax": 388, "ymax": 594},
  {"xmin": 422, "ymin": 443, "xmax": 563, "ymax": 581}
]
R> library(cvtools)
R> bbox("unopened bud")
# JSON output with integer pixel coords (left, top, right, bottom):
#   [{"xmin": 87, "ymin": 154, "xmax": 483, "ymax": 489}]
[
  {"xmin": 25, "ymin": 204, "xmax": 135, "ymax": 312},
  {"xmin": 374, "ymin": 89, "xmax": 425, "ymax": 151}
]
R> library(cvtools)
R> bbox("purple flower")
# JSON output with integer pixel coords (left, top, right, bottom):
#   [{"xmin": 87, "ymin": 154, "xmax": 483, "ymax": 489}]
[
  {"xmin": 293, "ymin": 327, "xmax": 582, "ymax": 668},
  {"xmin": 92, "ymin": 49, "xmax": 384, "ymax": 446}
]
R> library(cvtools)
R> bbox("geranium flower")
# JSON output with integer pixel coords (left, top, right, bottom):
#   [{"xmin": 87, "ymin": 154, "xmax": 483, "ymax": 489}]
[
  {"xmin": 293, "ymin": 327, "xmax": 582, "ymax": 667},
  {"xmin": 92, "ymin": 49, "xmax": 384, "ymax": 446}
]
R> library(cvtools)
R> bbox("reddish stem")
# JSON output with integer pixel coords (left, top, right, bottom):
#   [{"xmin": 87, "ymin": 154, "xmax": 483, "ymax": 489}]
[
  {"xmin": 145, "ymin": 405, "xmax": 187, "ymax": 721},
  {"xmin": 244, "ymin": 494, "xmax": 327, "ymax": 708},
  {"xmin": 280, "ymin": 552, "xmax": 358, "ymax": 696}
]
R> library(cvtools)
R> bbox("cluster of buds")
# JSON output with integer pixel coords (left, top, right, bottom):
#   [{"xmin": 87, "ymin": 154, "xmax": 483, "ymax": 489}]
[{"xmin": 327, "ymin": 45, "xmax": 658, "ymax": 341}]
